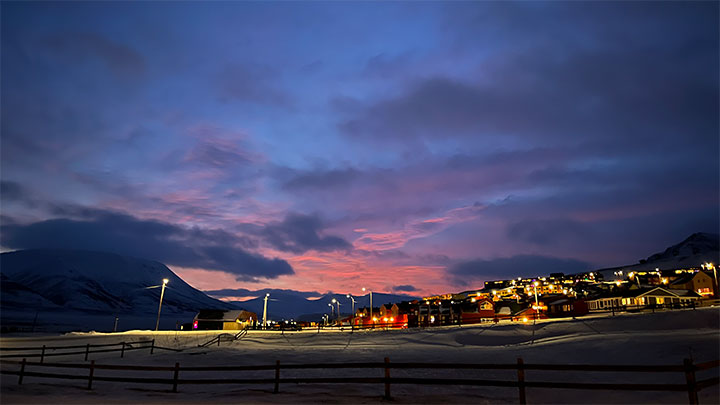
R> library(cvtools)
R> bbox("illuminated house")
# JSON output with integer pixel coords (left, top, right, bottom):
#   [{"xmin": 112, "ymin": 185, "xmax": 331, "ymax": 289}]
[
  {"xmin": 669, "ymin": 271, "xmax": 716, "ymax": 297},
  {"xmin": 543, "ymin": 296, "xmax": 589, "ymax": 318},
  {"xmin": 585, "ymin": 287, "xmax": 701, "ymax": 311},
  {"xmin": 458, "ymin": 297, "xmax": 495, "ymax": 324},
  {"xmin": 193, "ymin": 309, "xmax": 257, "ymax": 330}
]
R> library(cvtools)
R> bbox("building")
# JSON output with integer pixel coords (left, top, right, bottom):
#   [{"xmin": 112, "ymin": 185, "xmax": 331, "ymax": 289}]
[
  {"xmin": 193, "ymin": 309, "xmax": 257, "ymax": 330},
  {"xmin": 585, "ymin": 287, "xmax": 701, "ymax": 311},
  {"xmin": 669, "ymin": 271, "xmax": 716, "ymax": 297},
  {"xmin": 458, "ymin": 297, "xmax": 495, "ymax": 324}
]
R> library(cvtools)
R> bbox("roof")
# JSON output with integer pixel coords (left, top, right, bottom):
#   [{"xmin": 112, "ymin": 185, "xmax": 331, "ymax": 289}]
[
  {"xmin": 665, "ymin": 289, "xmax": 702, "ymax": 298},
  {"xmin": 195, "ymin": 309, "xmax": 256, "ymax": 322}
]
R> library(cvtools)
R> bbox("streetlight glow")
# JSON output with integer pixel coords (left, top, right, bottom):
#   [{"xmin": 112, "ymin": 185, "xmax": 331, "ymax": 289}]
[{"xmin": 155, "ymin": 278, "xmax": 169, "ymax": 331}]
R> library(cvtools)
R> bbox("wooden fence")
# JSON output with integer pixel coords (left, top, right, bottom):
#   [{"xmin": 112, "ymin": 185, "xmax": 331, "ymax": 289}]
[
  {"xmin": 1, "ymin": 357, "xmax": 717, "ymax": 404},
  {"xmin": 0, "ymin": 339, "xmax": 180, "ymax": 362}
]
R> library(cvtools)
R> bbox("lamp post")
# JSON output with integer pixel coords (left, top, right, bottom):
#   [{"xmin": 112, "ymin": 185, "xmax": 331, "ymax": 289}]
[
  {"xmin": 346, "ymin": 294, "xmax": 356, "ymax": 317},
  {"xmin": 263, "ymin": 293, "xmax": 270, "ymax": 330},
  {"xmin": 705, "ymin": 263, "xmax": 717, "ymax": 298},
  {"xmin": 155, "ymin": 278, "xmax": 169, "ymax": 331},
  {"xmin": 533, "ymin": 281, "xmax": 539, "ymax": 321},
  {"xmin": 362, "ymin": 287, "xmax": 373, "ymax": 323},
  {"xmin": 331, "ymin": 298, "xmax": 340, "ymax": 321},
  {"xmin": 328, "ymin": 303, "xmax": 334, "ymax": 319}
]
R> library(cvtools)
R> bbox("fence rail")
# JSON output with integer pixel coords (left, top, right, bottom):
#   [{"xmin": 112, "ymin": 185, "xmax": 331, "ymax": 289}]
[
  {"xmin": 1, "ymin": 357, "xmax": 717, "ymax": 404},
  {"xmin": 0, "ymin": 339, "xmax": 181, "ymax": 362}
]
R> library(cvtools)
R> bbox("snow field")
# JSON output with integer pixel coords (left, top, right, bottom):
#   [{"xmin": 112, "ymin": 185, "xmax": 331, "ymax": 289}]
[{"xmin": 1, "ymin": 307, "xmax": 718, "ymax": 404}]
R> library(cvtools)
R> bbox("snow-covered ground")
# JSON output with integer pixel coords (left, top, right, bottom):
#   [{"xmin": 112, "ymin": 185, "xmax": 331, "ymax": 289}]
[{"xmin": 2, "ymin": 308, "xmax": 718, "ymax": 404}]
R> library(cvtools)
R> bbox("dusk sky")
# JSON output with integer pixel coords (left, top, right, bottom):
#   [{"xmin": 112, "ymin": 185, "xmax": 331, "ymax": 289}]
[{"xmin": 1, "ymin": 1, "xmax": 718, "ymax": 300}]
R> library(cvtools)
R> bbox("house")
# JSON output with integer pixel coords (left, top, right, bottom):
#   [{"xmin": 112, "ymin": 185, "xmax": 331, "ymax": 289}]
[
  {"xmin": 586, "ymin": 287, "xmax": 701, "ymax": 311},
  {"xmin": 513, "ymin": 306, "xmax": 549, "ymax": 321},
  {"xmin": 379, "ymin": 303, "xmax": 399, "ymax": 319},
  {"xmin": 669, "ymin": 271, "xmax": 716, "ymax": 297},
  {"xmin": 397, "ymin": 301, "xmax": 420, "ymax": 327},
  {"xmin": 193, "ymin": 309, "xmax": 257, "ymax": 330},
  {"xmin": 543, "ymin": 295, "xmax": 588, "ymax": 318},
  {"xmin": 459, "ymin": 297, "xmax": 495, "ymax": 324}
]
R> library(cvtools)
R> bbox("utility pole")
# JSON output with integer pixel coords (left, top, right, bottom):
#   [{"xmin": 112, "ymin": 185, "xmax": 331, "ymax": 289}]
[
  {"xmin": 263, "ymin": 293, "xmax": 270, "ymax": 330},
  {"xmin": 155, "ymin": 278, "xmax": 169, "ymax": 331}
]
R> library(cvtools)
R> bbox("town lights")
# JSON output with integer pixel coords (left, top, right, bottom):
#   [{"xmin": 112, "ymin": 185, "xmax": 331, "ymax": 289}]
[{"xmin": 155, "ymin": 278, "xmax": 169, "ymax": 331}]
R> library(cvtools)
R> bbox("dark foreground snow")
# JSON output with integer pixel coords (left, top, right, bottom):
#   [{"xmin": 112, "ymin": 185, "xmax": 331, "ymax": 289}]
[{"xmin": 1, "ymin": 308, "xmax": 718, "ymax": 404}]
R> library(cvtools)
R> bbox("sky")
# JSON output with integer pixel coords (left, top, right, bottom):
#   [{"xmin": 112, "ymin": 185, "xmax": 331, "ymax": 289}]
[{"xmin": 1, "ymin": 1, "xmax": 718, "ymax": 300}]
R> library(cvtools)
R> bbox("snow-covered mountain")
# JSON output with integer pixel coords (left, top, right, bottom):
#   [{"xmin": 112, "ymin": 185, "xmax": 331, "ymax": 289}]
[
  {"xmin": 0, "ymin": 249, "xmax": 237, "ymax": 315},
  {"xmin": 598, "ymin": 232, "xmax": 719, "ymax": 279},
  {"xmin": 229, "ymin": 292, "xmax": 420, "ymax": 321},
  {"xmin": 640, "ymin": 232, "xmax": 719, "ymax": 267}
]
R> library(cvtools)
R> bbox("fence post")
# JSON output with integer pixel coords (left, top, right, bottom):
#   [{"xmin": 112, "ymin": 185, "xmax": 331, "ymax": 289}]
[
  {"xmin": 120, "ymin": 342, "xmax": 125, "ymax": 358},
  {"xmin": 384, "ymin": 357, "xmax": 391, "ymax": 399},
  {"xmin": 150, "ymin": 339, "xmax": 155, "ymax": 354},
  {"xmin": 684, "ymin": 358, "xmax": 698, "ymax": 405},
  {"xmin": 85, "ymin": 343, "xmax": 90, "ymax": 361},
  {"xmin": 274, "ymin": 360, "xmax": 280, "ymax": 394},
  {"xmin": 40, "ymin": 345, "xmax": 46, "ymax": 364},
  {"xmin": 172, "ymin": 362, "xmax": 180, "ymax": 393},
  {"xmin": 87, "ymin": 360, "xmax": 95, "ymax": 390},
  {"xmin": 18, "ymin": 358, "xmax": 26, "ymax": 385},
  {"xmin": 517, "ymin": 358, "xmax": 526, "ymax": 405}
]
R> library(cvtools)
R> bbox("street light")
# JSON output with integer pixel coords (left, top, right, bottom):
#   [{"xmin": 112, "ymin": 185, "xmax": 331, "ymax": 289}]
[
  {"xmin": 705, "ymin": 263, "xmax": 717, "ymax": 298},
  {"xmin": 328, "ymin": 303, "xmax": 334, "ymax": 319},
  {"xmin": 331, "ymin": 298, "xmax": 340, "ymax": 321},
  {"xmin": 362, "ymin": 287, "xmax": 373, "ymax": 323},
  {"xmin": 263, "ymin": 293, "xmax": 270, "ymax": 330},
  {"xmin": 155, "ymin": 278, "xmax": 169, "ymax": 331},
  {"xmin": 533, "ymin": 281, "xmax": 539, "ymax": 321},
  {"xmin": 346, "ymin": 294, "xmax": 356, "ymax": 317}
]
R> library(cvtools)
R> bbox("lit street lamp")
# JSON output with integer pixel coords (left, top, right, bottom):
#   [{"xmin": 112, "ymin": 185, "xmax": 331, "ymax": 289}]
[
  {"xmin": 362, "ymin": 287, "xmax": 373, "ymax": 323},
  {"xmin": 346, "ymin": 294, "xmax": 356, "ymax": 317},
  {"xmin": 331, "ymin": 298, "xmax": 340, "ymax": 321},
  {"xmin": 704, "ymin": 263, "xmax": 717, "ymax": 298},
  {"xmin": 263, "ymin": 293, "xmax": 270, "ymax": 330},
  {"xmin": 155, "ymin": 278, "xmax": 169, "ymax": 331},
  {"xmin": 533, "ymin": 281, "xmax": 539, "ymax": 321},
  {"xmin": 328, "ymin": 303, "xmax": 334, "ymax": 319}
]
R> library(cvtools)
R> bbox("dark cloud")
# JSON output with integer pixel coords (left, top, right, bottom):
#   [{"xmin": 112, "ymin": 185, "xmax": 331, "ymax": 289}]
[
  {"xmin": 0, "ymin": 181, "xmax": 26, "ymax": 201},
  {"xmin": 184, "ymin": 138, "xmax": 258, "ymax": 168},
  {"xmin": 205, "ymin": 288, "xmax": 321, "ymax": 299},
  {"xmin": 258, "ymin": 213, "xmax": 351, "ymax": 254},
  {"xmin": 393, "ymin": 284, "xmax": 417, "ymax": 292},
  {"xmin": 43, "ymin": 32, "xmax": 145, "ymax": 78},
  {"xmin": 448, "ymin": 255, "xmax": 592, "ymax": 286},
  {"xmin": 0, "ymin": 209, "xmax": 292, "ymax": 280},
  {"xmin": 507, "ymin": 218, "xmax": 590, "ymax": 246},
  {"xmin": 340, "ymin": 3, "xmax": 717, "ymax": 147}
]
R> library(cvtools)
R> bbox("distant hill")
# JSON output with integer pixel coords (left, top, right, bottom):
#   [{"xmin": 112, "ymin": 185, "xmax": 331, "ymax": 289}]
[
  {"xmin": 0, "ymin": 249, "xmax": 238, "ymax": 316},
  {"xmin": 228, "ymin": 291, "xmax": 420, "ymax": 321},
  {"xmin": 597, "ymin": 232, "xmax": 719, "ymax": 279}
]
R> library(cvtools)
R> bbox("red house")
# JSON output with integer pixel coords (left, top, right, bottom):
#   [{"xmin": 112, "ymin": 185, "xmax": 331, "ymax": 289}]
[{"xmin": 459, "ymin": 297, "xmax": 495, "ymax": 324}]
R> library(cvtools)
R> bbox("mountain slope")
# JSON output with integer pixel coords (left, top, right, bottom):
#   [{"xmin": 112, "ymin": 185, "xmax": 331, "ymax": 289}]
[
  {"xmin": 0, "ymin": 249, "xmax": 237, "ymax": 315},
  {"xmin": 597, "ymin": 232, "xmax": 719, "ymax": 279}
]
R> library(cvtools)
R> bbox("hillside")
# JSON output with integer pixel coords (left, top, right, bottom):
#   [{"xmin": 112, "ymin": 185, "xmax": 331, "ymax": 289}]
[
  {"xmin": 597, "ymin": 232, "xmax": 719, "ymax": 279},
  {"xmin": 0, "ymin": 249, "xmax": 237, "ymax": 316}
]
